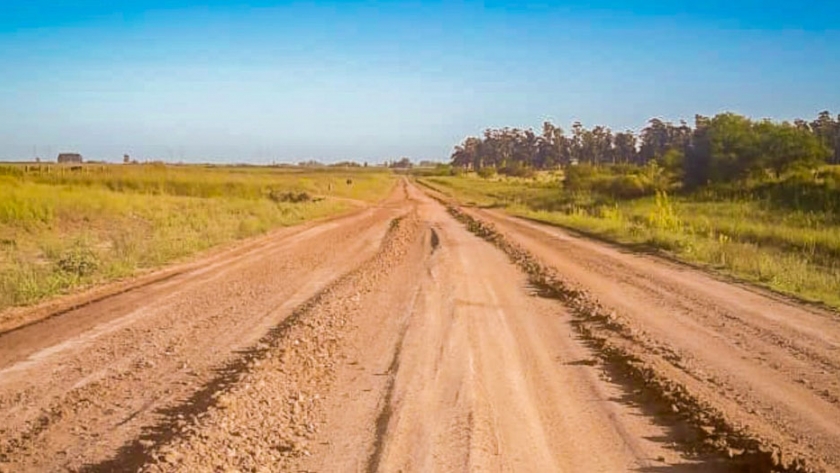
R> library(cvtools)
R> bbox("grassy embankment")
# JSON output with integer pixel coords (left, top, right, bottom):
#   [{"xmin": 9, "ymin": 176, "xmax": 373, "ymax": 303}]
[
  {"xmin": 420, "ymin": 171, "xmax": 840, "ymax": 309},
  {"xmin": 0, "ymin": 164, "xmax": 395, "ymax": 310}
]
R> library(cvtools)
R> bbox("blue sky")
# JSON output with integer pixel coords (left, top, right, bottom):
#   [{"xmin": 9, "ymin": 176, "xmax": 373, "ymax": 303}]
[{"xmin": 1, "ymin": 1, "xmax": 838, "ymax": 163}]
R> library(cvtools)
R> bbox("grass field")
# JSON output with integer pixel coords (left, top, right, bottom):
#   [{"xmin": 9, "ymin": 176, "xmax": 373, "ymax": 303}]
[
  {"xmin": 0, "ymin": 163, "xmax": 395, "ymax": 310},
  {"xmin": 421, "ymin": 173, "xmax": 840, "ymax": 309}
]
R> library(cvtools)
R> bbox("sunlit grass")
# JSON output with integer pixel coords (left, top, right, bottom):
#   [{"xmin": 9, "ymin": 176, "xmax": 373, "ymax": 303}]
[
  {"xmin": 0, "ymin": 164, "xmax": 395, "ymax": 310},
  {"xmin": 422, "ymin": 175, "xmax": 840, "ymax": 309}
]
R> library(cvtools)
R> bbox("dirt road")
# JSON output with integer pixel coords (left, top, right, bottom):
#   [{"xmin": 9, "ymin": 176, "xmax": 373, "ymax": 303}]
[
  {"xmin": 0, "ymin": 187, "xmax": 407, "ymax": 471},
  {"xmin": 465, "ymin": 207, "xmax": 840, "ymax": 471},
  {"xmin": 1, "ymin": 181, "xmax": 838, "ymax": 472}
]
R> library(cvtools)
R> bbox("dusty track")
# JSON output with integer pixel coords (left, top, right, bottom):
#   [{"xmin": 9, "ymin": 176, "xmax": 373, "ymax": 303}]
[
  {"xmin": 461, "ymin": 206, "xmax": 840, "ymax": 472},
  {"xmin": 0, "ymin": 187, "xmax": 407, "ymax": 471},
  {"xmin": 1, "ymin": 180, "xmax": 838, "ymax": 472},
  {"xmin": 137, "ymin": 185, "xmax": 737, "ymax": 472}
]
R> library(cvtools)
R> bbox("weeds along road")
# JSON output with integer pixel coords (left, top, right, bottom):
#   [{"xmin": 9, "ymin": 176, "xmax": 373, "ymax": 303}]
[{"xmin": 0, "ymin": 180, "xmax": 838, "ymax": 472}]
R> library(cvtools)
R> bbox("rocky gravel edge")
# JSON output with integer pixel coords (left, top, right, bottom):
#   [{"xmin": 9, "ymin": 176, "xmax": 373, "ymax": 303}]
[
  {"xmin": 444, "ymin": 202, "xmax": 822, "ymax": 473},
  {"xmin": 138, "ymin": 212, "xmax": 421, "ymax": 473}
]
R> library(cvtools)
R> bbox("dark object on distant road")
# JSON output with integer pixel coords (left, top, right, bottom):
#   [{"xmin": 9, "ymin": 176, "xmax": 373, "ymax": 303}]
[{"xmin": 57, "ymin": 153, "xmax": 83, "ymax": 164}]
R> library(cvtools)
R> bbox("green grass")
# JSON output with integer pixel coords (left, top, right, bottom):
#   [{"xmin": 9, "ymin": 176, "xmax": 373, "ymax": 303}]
[
  {"xmin": 0, "ymin": 164, "xmax": 395, "ymax": 310},
  {"xmin": 421, "ymin": 174, "xmax": 840, "ymax": 310},
  {"xmin": 421, "ymin": 172, "xmax": 563, "ymax": 207}
]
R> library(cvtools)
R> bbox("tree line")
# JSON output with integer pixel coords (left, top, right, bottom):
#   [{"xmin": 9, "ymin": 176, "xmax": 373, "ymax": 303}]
[{"xmin": 450, "ymin": 111, "xmax": 840, "ymax": 187}]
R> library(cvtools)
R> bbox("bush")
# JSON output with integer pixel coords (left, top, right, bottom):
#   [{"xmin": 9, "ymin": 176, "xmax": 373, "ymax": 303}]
[
  {"xmin": 477, "ymin": 166, "xmax": 497, "ymax": 179},
  {"xmin": 499, "ymin": 162, "xmax": 536, "ymax": 178},
  {"xmin": 607, "ymin": 175, "xmax": 652, "ymax": 199},
  {"xmin": 707, "ymin": 169, "xmax": 840, "ymax": 214},
  {"xmin": 450, "ymin": 166, "xmax": 466, "ymax": 176},
  {"xmin": 817, "ymin": 166, "xmax": 840, "ymax": 185},
  {"xmin": 563, "ymin": 164, "xmax": 599, "ymax": 192},
  {"xmin": 57, "ymin": 242, "xmax": 99, "ymax": 277},
  {"xmin": 267, "ymin": 190, "xmax": 313, "ymax": 203}
]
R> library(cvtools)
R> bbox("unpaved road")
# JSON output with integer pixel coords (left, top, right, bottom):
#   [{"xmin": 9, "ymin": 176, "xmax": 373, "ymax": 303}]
[
  {"xmin": 466, "ymin": 206, "xmax": 840, "ymax": 471},
  {"xmin": 0, "ymin": 180, "xmax": 838, "ymax": 472}
]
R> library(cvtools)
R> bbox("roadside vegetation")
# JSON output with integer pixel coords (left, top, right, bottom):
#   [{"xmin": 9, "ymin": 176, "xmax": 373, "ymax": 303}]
[
  {"xmin": 421, "ymin": 111, "xmax": 840, "ymax": 309},
  {"xmin": 0, "ymin": 164, "xmax": 394, "ymax": 310}
]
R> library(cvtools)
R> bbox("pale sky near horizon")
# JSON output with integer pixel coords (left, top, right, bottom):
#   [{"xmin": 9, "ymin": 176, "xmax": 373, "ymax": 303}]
[{"xmin": 1, "ymin": 1, "xmax": 839, "ymax": 163}]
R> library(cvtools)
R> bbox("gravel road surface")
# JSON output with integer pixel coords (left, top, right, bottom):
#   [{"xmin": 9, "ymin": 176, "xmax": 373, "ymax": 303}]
[{"xmin": 0, "ymin": 180, "xmax": 837, "ymax": 472}]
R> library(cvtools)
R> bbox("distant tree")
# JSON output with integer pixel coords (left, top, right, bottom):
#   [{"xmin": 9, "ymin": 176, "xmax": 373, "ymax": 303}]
[
  {"xmin": 810, "ymin": 111, "xmax": 840, "ymax": 164},
  {"xmin": 793, "ymin": 119, "xmax": 811, "ymax": 131},
  {"xmin": 639, "ymin": 118, "xmax": 671, "ymax": 162},
  {"xmin": 613, "ymin": 131, "xmax": 638, "ymax": 164},
  {"xmin": 298, "ymin": 160, "xmax": 324, "ymax": 167},
  {"xmin": 389, "ymin": 157, "xmax": 413, "ymax": 169},
  {"xmin": 569, "ymin": 122, "xmax": 585, "ymax": 164},
  {"xmin": 451, "ymin": 136, "xmax": 482, "ymax": 169},
  {"xmin": 756, "ymin": 120, "xmax": 829, "ymax": 177},
  {"xmin": 539, "ymin": 121, "xmax": 570, "ymax": 167},
  {"xmin": 590, "ymin": 126, "xmax": 614, "ymax": 164},
  {"xmin": 705, "ymin": 113, "xmax": 762, "ymax": 181},
  {"xmin": 449, "ymin": 110, "xmax": 833, "ymax": 186},
  {"xmin": 682, "ymin": 115, "xmax": 712, "ymax": 187}
]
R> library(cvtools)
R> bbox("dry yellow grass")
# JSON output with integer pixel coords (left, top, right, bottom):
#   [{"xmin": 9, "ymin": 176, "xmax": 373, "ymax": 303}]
[{"xmin": 0, "ymin": 163, "xmax": 395, "ymax": 310}]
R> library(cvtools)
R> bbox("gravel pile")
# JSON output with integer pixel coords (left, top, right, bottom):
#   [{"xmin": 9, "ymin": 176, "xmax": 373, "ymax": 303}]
[{"xmin": 140, "ymin": 213, "xmax": 421, "ymax": 472}]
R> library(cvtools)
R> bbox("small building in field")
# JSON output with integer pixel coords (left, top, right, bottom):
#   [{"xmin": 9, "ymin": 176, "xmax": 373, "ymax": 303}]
[{"xmin": 57, "ymin": 153, "xmax": 83, "ymax": 164}]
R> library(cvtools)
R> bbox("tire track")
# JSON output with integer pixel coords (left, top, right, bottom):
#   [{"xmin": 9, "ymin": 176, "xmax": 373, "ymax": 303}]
[
  {"xmin": 0, "ymin": 194, "xmax": 406, "ymax": 472},
  {"xmin": 139, "ymin": 212, "xmax": 423, "ymax": 472},
  {"xmin": 443, "ymin": 202, "xmax": 821, "ymax": 472}
]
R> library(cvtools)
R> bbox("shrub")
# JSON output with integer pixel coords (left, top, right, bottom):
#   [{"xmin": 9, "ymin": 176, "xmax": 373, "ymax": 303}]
[
  {"xmin": 267, "ymin": 190, "xmax": 313, "ymax": 203},
  {"xmin": 57, "ymin": 242, "xmax": 99, "ymax": 277},
  {"xmin": 607, "ymin": 175, "xmax": 652, "ymax": 199},
  {"xmin": 499, "ymin": 162, "xmax": 536, "ymax": 178},
  {"xmin": 477, "ymin": 166, "xmax": 497, "ymax": 179},
  {"xmin": 745, "ymin": 172, "xmax": 840, "ymax": 214},
  {"xmin": 450, "ymin": 166, "xmax": 466, "ymax": 176},
  {"xmin": 563, "ymin": 164, "xmax": 599, "ymax": 192}
]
